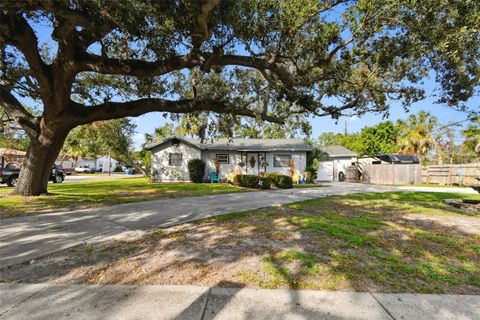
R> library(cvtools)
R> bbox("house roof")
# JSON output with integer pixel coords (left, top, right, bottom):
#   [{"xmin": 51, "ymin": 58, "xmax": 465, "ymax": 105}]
[
  {"xmin": 0, "ymin": 148, "xmax": 27, "ymax": 157},
  {"xmin": 146, "ymin": 136, "xmax": 312, "ymax": 152},
  {"xmin": 319, "ymin": 145, "xmax": 357, "ymax": 157}
]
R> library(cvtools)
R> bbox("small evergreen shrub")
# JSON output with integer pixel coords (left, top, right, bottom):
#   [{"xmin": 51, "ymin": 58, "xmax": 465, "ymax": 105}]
[
  {"xmin": 258, "ymin": 177, "xmax": 271, "ymax": 189},
  {"xmin": 305, "ymin": 166, "xmax": 317, "ymax": 183},
  {"xmin": 267, "ymin": 173, "xmax": 293, "ymax": 189},
  {"xmin": 233, "ymin": 174, "xmax": 271, "ymax": 189},
  {"xmin": 187, "ymin": 159, "xmax": 206, "ymax": 183},
  {"xmin": 266, "ymin": 172, "xmax": 280, "ymax": 179},
  {"xmin": 275, "ymin": 175, "xmax": 293, "ymax": 189}
]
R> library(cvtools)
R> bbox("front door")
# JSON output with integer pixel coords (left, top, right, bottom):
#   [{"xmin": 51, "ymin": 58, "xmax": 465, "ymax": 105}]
[{"xmin": 246, "ymin": 153, "xmax": 259, "ymax": 175}]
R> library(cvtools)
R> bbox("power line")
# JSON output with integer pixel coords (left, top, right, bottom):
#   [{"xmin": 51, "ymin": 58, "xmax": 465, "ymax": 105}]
[{"xmin": 432, "ymin": 118, "xmax": 472, "ymax": 133}]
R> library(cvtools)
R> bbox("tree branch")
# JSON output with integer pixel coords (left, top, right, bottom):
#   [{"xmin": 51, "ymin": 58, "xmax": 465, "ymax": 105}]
[
  {"xmin": 69, "ymin": 98, "xmax": 283, "ymax": 126},
  {"xmin": 78, "ymin": 53, "xmax": 201, "ymax": 76},
  {"xmin": 216, "ymin": 55, "xmax": 298, "ymax": 85},
  {"xmin": 0, "ymin": 85, "xmax": 39, "ymax": 138},
  {"xmin": 1, "ymin": 11, "xmax": 51, "ymax": 89},
  {"xmin": 38, "ymin": 0, "xmax": 114, "ymax": 51},
  {"xmin": 192, "ymin": 0, "xmax": 221, "ymax": 50}
]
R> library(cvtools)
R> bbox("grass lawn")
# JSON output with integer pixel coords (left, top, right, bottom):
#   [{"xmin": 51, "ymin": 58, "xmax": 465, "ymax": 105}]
[
  {"xmin": 0, "ymin": 177, "xmax": 248, "ymax": 219},
  {"xmin": 3, "ymin": 191, "xmax": 479, "ymax": 294}
]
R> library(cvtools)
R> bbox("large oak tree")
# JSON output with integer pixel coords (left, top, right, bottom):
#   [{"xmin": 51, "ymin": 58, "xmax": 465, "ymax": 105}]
[{"xmin": 0, "ymin": 0, "xmax": 478, "ymax": 195}]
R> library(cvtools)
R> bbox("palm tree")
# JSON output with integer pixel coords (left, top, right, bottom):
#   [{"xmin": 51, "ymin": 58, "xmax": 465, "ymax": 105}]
[{"xmin": 397, "ymin": 111, "xmax": 438, "ymax": 163}]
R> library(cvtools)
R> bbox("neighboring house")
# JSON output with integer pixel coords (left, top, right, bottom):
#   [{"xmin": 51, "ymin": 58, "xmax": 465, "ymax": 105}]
[
  {"xmin": 56, "ymin": 156, "xmax": 119, "ymax": 172},
  {"xmin": 146, "ymin": 136, "xmax": 312, "ymax": 182},
  {"xmin": 56, "ymin": 156, "xmax": 75, "ymax": 169},
  {"xmin": 95, "ymin": 156, "xmax": 118, "ymax": 173},
  {"xmin": 76, "ymin": 158, "xmax": 96, "ymax": 169},
  {"xmin": 0, "ymin": 148, "xmax": 26, "ymax": 168},
  {"xmin": 316, "ymin": 145, "xmax": 357, "ymax": 182}
]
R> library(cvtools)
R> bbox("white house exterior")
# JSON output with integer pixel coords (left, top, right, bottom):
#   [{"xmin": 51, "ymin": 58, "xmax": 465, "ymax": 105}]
[
  {"xmin": 55, "ymin": 157, "xmax": 95, "ymax": 169},
  {"xmin": 147, "ymin": 136, "xmax": 312, "ymax": 182},
  {"xmin": 55, "ymin": 156, "xmax": 118, "ymax": 172},
  {"xmin": 316, "ymin": 145, "xmax": 357, "ymax": 182},
  {"xmin": 95, "ymin": 156, "xmax": 118, "ymax": 173}
]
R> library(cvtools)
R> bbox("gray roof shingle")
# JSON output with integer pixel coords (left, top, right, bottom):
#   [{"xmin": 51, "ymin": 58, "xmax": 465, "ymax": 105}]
[
  {"xmin": 319, "ymin": 145, "xmax": 357, "ymax": 157},
  {"xmin": 147, "ymin": 136, "xmax": 312, "ymax": 152}
]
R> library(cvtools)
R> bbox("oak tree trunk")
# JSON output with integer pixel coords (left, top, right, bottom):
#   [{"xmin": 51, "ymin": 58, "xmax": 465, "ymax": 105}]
[{"xmin": 14, "ymin": 125, "xmax": 69, "ymax": 196}]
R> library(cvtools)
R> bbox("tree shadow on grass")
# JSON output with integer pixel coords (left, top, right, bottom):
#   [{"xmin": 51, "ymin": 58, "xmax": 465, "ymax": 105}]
[{"xmin": 1, "ymin": 193, "xmax": 479, "ymax": 296}]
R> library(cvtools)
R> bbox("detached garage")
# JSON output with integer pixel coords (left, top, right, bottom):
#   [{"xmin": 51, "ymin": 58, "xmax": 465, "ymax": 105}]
[{"xmin": 316, "ymin": 146, "xmax": 357, "ymax": 182}]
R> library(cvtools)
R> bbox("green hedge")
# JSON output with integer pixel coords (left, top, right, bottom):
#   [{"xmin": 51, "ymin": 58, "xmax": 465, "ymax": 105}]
[
  {"xmin": 187, "ymin": 159, "xmax": 206, "ymax": 183},
  {"xmin": 267, "ymin": 173, "xmax": 293, "ymax": 189},
  {"xmin": 233, "ymin": 174, "xmax": 271, "ymax": 189}
]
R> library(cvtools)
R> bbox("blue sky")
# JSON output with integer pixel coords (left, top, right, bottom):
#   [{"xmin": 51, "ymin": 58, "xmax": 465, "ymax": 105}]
[
  {"xmin": 131, "ymin": 83, "xmax": 476, "ymax": 149},
  {"xmin": 13, "ymin": 15, "xmax": 479, "ymax": 150}
]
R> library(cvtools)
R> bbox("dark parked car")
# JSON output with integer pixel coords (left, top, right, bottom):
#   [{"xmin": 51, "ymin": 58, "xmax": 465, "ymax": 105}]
[
  {"xmin": 63, "ymin": 167, "xmax": 75, "ymax": 175},
  {"xmin": 0, "ymin": 164, "xmax": 65, "ymax": 187}
]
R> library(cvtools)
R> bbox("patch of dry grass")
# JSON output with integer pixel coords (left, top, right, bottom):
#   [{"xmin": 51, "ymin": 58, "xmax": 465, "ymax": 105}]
[{"xmin": 1, "ymin": 191, "xmax": 479, "ymax": 294}]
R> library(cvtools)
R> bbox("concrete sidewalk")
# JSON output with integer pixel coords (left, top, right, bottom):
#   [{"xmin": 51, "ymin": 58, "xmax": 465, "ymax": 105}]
[
  {"xmin": 1, "ymin": 283, "xmax": 479, "ymax": 320},
  {"xmin": 0, "ymin": 183, "xmax": 477, "ymax": 268}
]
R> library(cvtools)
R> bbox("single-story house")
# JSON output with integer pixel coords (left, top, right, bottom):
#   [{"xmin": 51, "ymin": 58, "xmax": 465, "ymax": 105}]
[
  {"xmin": 55, "ymin": 157, "xmax": 95, "ymax": 169},
  {"xmin": 316, "ymin": 145, "xmax": 357, "ymax": 182},
  {"xmin": 55, "ymin": 156, "xmax": 75, "ymax": 169},
  {"xmin": 96, "ymin": 156, "xmax": 119, "ymax": 173},
  {"xmin": 0, "ymin": 148, "xmax": 26, "ymax": 168},
  {"xmin": 146, "ymin": 136, "xmax": 312, "ymax": 182},
  {"xmin": 55, "ymin": 156, "xmax": 118, "ymax": 172}
]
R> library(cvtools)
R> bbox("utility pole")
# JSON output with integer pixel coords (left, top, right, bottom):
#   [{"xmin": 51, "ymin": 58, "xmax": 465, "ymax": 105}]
[{"xmin": 344, "ymin": 119, "xmax": 348, "ymax": 135}]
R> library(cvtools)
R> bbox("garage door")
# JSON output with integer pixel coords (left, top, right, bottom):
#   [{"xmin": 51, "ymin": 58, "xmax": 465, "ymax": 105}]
[{"xmin": 317, "ymin": 161, "xmax": 333, "ymax": 181}]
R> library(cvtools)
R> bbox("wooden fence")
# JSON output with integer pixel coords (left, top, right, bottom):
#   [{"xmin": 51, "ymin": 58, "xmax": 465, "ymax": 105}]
[
  {"xmin": 360, "ymin": 163, "xmax": 480, "ymax": 186},
  {"xmin": 422, "ymin": 163, "xmax": 480, "ymax": 186},
  {"xmin": 362, "ymin": 164, "xmax": 422, "ymax": 185}
]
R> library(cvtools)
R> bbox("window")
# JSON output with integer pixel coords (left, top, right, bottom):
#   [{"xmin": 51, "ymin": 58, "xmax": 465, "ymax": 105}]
[
  {"xmin": 273, "ymin": 154, "xmax": 292, "ymax": 167},
  {"xmin": 216, "ymin": 154, "xmax": 229, "ymax": 164},
  {"xmin": 169, "ymin": 153, "xmax": 182, "ymax": 166}
]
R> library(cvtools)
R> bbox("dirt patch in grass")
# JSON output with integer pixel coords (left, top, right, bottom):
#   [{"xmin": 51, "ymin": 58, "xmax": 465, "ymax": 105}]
[{"xmin": 1, "ymin": 192, "xmax": 479, "ymax": 294}]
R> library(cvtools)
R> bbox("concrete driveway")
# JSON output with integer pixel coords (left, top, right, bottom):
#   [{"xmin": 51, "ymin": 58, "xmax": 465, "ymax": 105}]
[{"xmin": 0, "ymin": 183, "xmax": 477, "ymax": 268}]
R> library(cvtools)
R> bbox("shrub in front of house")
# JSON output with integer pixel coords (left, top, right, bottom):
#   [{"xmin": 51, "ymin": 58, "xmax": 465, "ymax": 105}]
[
  {"xmin": 258, "ymin": 177, "xmax": 271, "ymax": 189},
  {"xmin": 233, "ymin": 174, "xmax": 271, "ymax": 189},
  {"xmin": 275, "ymin": 175, "xmax": 293, "ymax": 188},
  {"xmin": 267, "ymin": 173, "xmax": 293, "ymax": 189},
  {"xmin": 187, "ymin": 159, "xmax": 206, "ymax": 183},
  {"xmin": 266, "ymin": 172, "xmax": 280, "ymax": 179},
  {"xmin": 305, "ymin": 166, "xmax": 317, "ymax": 183}
]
